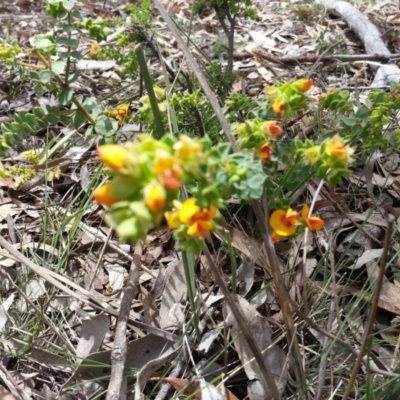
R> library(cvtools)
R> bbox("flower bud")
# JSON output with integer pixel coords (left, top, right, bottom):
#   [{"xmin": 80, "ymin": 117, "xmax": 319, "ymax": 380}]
[
  {"xmin": 97, "ymin": 145, "xmax": 129, "ymax": 170},
  {"xmin": 93, "ymin": 183, "xmax": 120, "ymax": 206}
]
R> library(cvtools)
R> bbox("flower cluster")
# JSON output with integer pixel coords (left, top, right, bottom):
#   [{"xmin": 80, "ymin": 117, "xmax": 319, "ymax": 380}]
[
  {"xmin": 109, "ymin": 103, "xmax": 129, "ymax": 125},
  {"xmin": 139, "ymin": 86, "xmax": 167, "ymax": 113},
  {"xmin": 265, "ymin": 79, "xmax": 312, "ymax": 118},
  {"xmin": 270, "ymin": 204, "xmax": 324, "ymax": 241},
  {"xmin": 233, "ymin": 120, "xmax": 282, "ymax": 163},
  {"xmin": 93, "ymin": 134, "xmax": 220, "ymax": 245},
  {"xmin": 297, "ymin": 134, "xmax": 355, "ymax": 184},
  {"xmin": 165, "ymin": 198, "xmax": 218, "ymax": 238}
]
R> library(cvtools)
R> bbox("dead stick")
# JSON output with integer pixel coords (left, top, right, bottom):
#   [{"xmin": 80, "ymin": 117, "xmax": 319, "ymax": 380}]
[{"xmin": 106, "ymin": 242, "xmax": 142, "ymax": 400}]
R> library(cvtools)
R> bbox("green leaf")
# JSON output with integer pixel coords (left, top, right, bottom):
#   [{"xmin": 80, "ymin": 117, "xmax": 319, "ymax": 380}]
[
  {"xmin": 82, "ymin": 97, "xmax": 99, "ymax": 112},
  {"xmin": 46, "ymin": 106, "xmax": 60, "ymax": 124},
  {"xmin": 55, "ymin": 37, "xmax": 79, "ymax": 47},
  {"xmin": 34, "ymin": 84, "xmax": 45, "ymax": 97},
  {"xmin": 51, "ymin": 60, "xmax": 66, "ymax": 75},
  {"xmin": 67, "ymin": 71, "xmax": 81, "ymax": 84},
  {"xmin": 62, "ymin": 0, "xmax": 75, "ymax": 11},
  {"xmin": 38, "ymin": 70, "xmax": 55, "ymax": 83},
  {"xmin": 95, "ymin": 116, "xmax": 118, "ymax": 136},
  {"xmin": 58, "ymin": 89, "xmax": 73, "ymax": 105},
  {"xmin": 355, "ymin": 107, "xmax": 370, "ymax": 120},
  {"xmin": 84, "ymin": 126, "xmax": 94, "ymax": 141},
  {"xmin": 71, "ymin": 10, "xmax": 83, "ymax": 21},
  {"xmin": 69, "ymin": 51, "xmax": 84, "ymax": 59},
  {"xmin": 71, "ymin": 111, "xmax": 87, "ymax": 129},
  {"xmin": 35, "ymin": 38, "xmax": 54, "ymax": 49}
]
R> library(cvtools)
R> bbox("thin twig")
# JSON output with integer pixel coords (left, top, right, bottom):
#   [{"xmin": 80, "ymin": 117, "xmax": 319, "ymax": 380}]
[
  {"xmin": 252, "ymin": 199, "xmax": 307, "ymax": 393},
  {"xmin": 342, "ymin": 216, "xmax": 394, "ymax": 400},
  {"xmin": 106, "ymin": 242, "xmax": 142, "ymax": 400}
]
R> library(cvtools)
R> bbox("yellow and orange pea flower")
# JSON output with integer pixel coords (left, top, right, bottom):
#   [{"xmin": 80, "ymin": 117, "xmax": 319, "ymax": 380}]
[
  {"xmin": 93, "ymin": 182, "xmax": 121, "ymax": 206},
  {"xmin": 144, "ymin": 182, "xmax": 166, "ymax": 213},
  {"xmin": 272, "ymin": 98, "xmax": 285, "ymax": 115},
  {"xmin": 270, "ymin": 208, "xmax": 299, "ymax": 237},
  {"xmin": 270, "ymin": 205, "xmax": 324, "ymax": 240},
  {"xmin": 165, "ymin": 198, "xmax": 218, "ymax": 238},
  {"xmin": 97, "ymin": 144, "xmax": 129, "ymax": 170},
  {"xmin": 301, "ymin": 205, "xmax": 324, "ymax": 230},
  {"xmin": 258, "ymin": 142, "xmax": 273, "ymax": 163},
  {"xmin": 152, "ymin": 150, "xmax": 184, "ymax": 190},
  {"xmin": 294, "ymin": 79, "xmax": 313, "ymax": 92},
  {"xmin": 325, "ymin": 135, "xmax": 354, "ymax": 163},
  {"xmin": 259, "ymin": 121, "xmax": 282, "ymax": 137},
  {"xmin": 110, "ymin": 103, "xmax": 129, "ymax": 125}
]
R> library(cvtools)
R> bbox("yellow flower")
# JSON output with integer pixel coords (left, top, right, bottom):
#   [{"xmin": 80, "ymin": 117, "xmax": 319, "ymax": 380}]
[
  {"xmin": 325, "ymin": 135, "xmax": 354, "ymax": 163},
  {"xmin": 165, "ymin": 209, "xmax": 181, "ymax": 228},
  {"xmin": 294, "ymin": 79, "xmax": 312, "ymax": 92},
  {"xmin": 93, "ymin": 182, "xmax": 121, "ymax": 206},
  {"xmin": 179, "ymin": 198, "xmax": 200, "ymax": 224},
  {"xmin": 301, "ymin": 205, "xmax": 324, "ymax": 230},
  {"xmin": 97, "ymin": 145, "xmax": 129, "ymax": 170},
  {"xmin": 272, "ymin": 98, "xmax": 285, "ymax": 114},
  {"xmin": 154, "ymin": 86, "xmax": 165, "ymax": 100},
  {"xmin": 118, "ymin": 103, "xmax": 129, "ymax": 116},
  {"xmin": 153, "ymin": 150, "xmax": 178, "ymax": 174},
  {"xmin": 89, "ymin": 42, "xmax": 100, "ymax": 59},
  {"xmin": 177, "ymin": 198, "xmax": 217, "ymax": 238},
  {"xmin": 144, "ymin": 182, "xmax": 166, "ymax": 213},
  {"xmin": 258, "ymin": 142, "xmax": 272, "ymax": 163},
  {"xmin": 269, "ymin": 208, "xmax": 299, "ymax": 237},
  {"xmin": 174, "ymin": 135, "xmax": 202, "ymax": 160}
]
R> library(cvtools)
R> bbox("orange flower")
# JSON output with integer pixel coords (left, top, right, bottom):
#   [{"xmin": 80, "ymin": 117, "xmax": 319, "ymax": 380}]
[
  {"xmin": 97, "ymin": 145, "xmax": 129, "ymax": 170},
  {"xmin": 259, "ymin": 121, "xmax": 282, "ymax": 137},
  {"xmin": 269, "ymin": 208, "xmax": 299, "ymax": 237},
  {"xmin": 187, "ymin": 220, "xmax": 214, "ymax": 237},
  {"xmin": 110, "ymin": 104, "xmax": 129, "ymax": 125},
  {"xmin": 258, "ymin": 142, "xmax": 272, "ymax": 163},
  {"xmin": 159, "ymin": 170, "xmax": 182, "ymax": 190},
  {"xmin": 269, "ymin": 124, "xmax": 283, "ymax": 136},
  {"xmin": 271, "ymin": 231, "xmax": 282, "ymax": 242},
  {"xmin": 144, "ymin": 182, "xmax": 166, "ymax": 213},
  {"xmin": 93, "ymin": 182, "xmax": 121, "ymax": 206},
  {"xmin": 301, "ymin": 205, "xmax": 324, "ymax": 230},
  {"xmin": 178, "ymin": 198, "xmax": 218, "ymax": 238},
  {"xmin": 294, "ymin": 79, "xmax": 312, "ymax": 92},
  {"xmin": 272, "ymin": 98, "xmax": 285, "ymax": 114}
]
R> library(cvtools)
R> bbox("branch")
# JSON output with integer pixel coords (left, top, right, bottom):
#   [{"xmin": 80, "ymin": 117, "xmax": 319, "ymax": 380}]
[
  {"xmin": 316, "ymin": 0, "xmax": 400, "ymax": 87},
  {"xmin": 106, "ymin": 242, "xmax": 142, "ymax": 400}
]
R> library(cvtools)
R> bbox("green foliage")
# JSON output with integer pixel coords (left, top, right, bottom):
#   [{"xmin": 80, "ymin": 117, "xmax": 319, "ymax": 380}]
[
  {"xmin": 319, "ymin": 85, "xmax": 400, "ymax": 151},
  {"xmin": 195, "ymin": 0, "xmax": 256, "ymax": 19},
  {"xmin": 0, "ymin": 0, "xmax": 131, "ymax": 155}
]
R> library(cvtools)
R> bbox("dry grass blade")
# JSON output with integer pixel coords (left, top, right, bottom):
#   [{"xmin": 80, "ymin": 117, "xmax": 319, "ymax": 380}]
[
  {"xmin": 203, "ymin": 247, "xmax": 282, "ymax": 400},
  {"xmin": 342, "ymin": 215, "xmax": 395, "ymax": 399},
  {"xmin": 152, "ymin": 0, "xmax": 237, "ymax": 149}
]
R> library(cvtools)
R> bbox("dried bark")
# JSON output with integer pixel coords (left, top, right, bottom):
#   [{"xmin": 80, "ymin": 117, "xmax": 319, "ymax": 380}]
[{"xmin": 317, "ymin": 0, "xmax": 400, "ymax": 87}]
